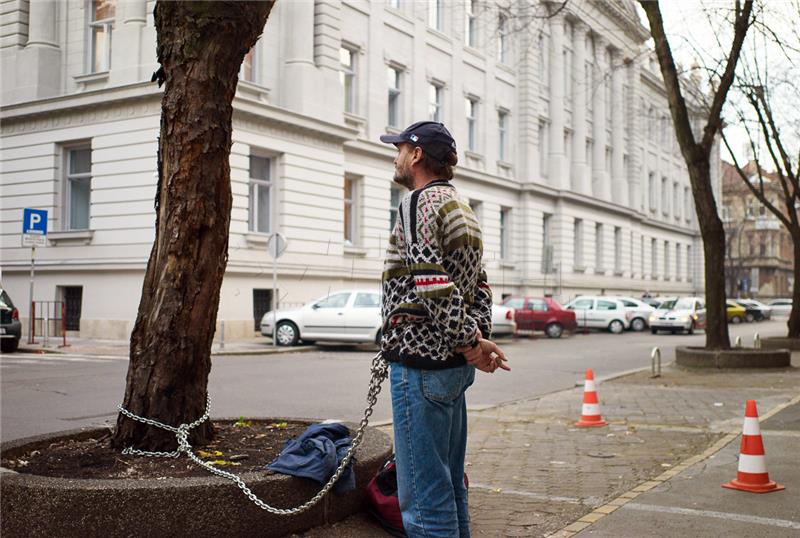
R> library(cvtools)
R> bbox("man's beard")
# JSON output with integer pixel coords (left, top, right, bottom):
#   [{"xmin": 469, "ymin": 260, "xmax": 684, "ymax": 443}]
[{"xmin": 393, "ymin": 168, "xmax": 414, "ymax": 190}]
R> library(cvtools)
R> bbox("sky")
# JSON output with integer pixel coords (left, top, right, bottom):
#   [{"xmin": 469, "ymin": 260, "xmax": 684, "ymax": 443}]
[{"xmin": 635, "ymin": 0, "xmax": 800, "ymax": 169}]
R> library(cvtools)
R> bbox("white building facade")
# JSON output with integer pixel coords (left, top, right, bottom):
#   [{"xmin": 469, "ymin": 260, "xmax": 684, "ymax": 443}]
[{"xmin": 1, "ymin": 0, "xmax": 714, "ymax": 339}]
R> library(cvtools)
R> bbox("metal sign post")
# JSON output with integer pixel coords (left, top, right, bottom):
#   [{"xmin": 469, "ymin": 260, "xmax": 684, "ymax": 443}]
[
  {"xmin": 22, "ymin": 208, "xmax": 48, "ymax": 343},
  {"xmin": 266, "ymin": 233, "xmax": 287, "ymax": 348}
]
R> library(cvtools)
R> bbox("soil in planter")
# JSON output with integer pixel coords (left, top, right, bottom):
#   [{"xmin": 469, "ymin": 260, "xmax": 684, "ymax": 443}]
[{"xmin": 1, "ymin": 420, "xmax": 313, "ymax": 480}]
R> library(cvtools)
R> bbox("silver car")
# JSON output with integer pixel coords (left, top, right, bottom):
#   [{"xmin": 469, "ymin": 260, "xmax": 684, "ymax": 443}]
[
  {"xmin": 614, "ymin": 296, "xmax": 655, "ymax": 332},
  {"xmin": 649, "ymin": 297, "xmax": 706, "ymax": 334}
]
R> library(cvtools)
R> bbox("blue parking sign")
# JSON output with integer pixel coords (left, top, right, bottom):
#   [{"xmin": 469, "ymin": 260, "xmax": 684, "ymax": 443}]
[{"xmin": 23, "ymin": 208, "xmax": 48, "ymax": 235}]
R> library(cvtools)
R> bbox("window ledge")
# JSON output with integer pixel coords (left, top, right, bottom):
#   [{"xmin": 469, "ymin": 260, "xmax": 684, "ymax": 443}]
[
  {"xmin": 245, "ymin": 232, "xmax": 269, "ymax": 246},
  {"xmin": 344, "ymin": 245, "xmax": 368, "ymax": 257},
  {"xmin": 344, "ymin": 112, "xmax": 367, "ymax": 129},
  {"xmin": 573, "ymin": 265, "xmax": 586, "ymax": 273},
  {"xmin": 498, "ymin": 260, "xmax": 516, "ymax": 269},
  {"xmin": 465, "ymin": 150, "xmax": 483, "ymax": 160},
  {"xmin": 74, "ymin": 72, "xmax": 109, "ymax": 85},
  {"xmin": 497, "ymin": 63, "xmax": 516, "ymax": 76},
  {"xmin": 385, "ymin": 126, "xmax": 402, "ymax": 134},
  {"xmin": 48, "ymin": 230, "xmax": 94, "ymax": 245},
  {"xmin": 237, "ymin": 80, "xmax": 270, "ymax": 102},
  {"xmin": 594, "ymin": 269, "xmax": 606, "ymax": 275},
  {"xmin": 614, "ymin": 270, "xmax": 625, "ymax": 277}
]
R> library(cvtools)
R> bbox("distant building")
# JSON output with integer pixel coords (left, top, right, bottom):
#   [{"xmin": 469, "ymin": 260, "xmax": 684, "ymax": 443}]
[
  {"xmin": 1, "ymin": 0, "xmax": 713, "ymax": 339},
  {"xmin": 721, "ymin": 161, "xmax": 794, "ymax": 299}
]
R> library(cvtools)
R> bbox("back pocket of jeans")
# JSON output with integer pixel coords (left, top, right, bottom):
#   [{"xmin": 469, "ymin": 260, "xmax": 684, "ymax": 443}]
[{"xmin": 422, "ymin": 367, "xmax": 466, "ymax": 403}]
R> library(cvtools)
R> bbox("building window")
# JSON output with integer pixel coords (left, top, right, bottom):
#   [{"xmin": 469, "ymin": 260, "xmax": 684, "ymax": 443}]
[
  {"xmin": 469, "ymin": 199, "xmax": 482, "ymax": 222},
  {"xmin": 389, "ymin": 0, "xmax": 400, "ymax": 9},
  {"xmin": 390, "ymin": 186, "xmax": 402, "ymax": 231},
  {"xmin": 684, "ymin": 186, "xmax": 692, "ymax": 222},
  {"xmin": 573, "ymin": 218, "xmax": 583, "ymax": 268},
  {"xmin": 340, "ymin": 47, "xmax": 357, "ymax": 113},
  {"xmin": 88, "ymin": 0, "xmax": 115, "ymax": 73},
  {"xmin": 542, "ymin": 213, "xmax": 552, "ymax": 273},
  {"xmin": 687, "ymin": 245, "xmax": 693, "ymax": 281},
  {"xmin": 498, "ymin": 12, "xmax": 509, "ymax": 63},
  {"xmin": 673, "ymin": 182, "xmax": 680, "ymax": 221},
  {"xmin": 498, "ymin": 110, "xmax": 508, "ymax": 160},
  {"xmin": 640, "ymin": 235, "xmax": 645, "ymax": 277},
  {"xmin": 344, "ymin": 177, "xmax": 358, "ymax": 245},
  {"xmin": 500, "ymin": 207, "xmax": 511, "ymax": 259},
  {"xmin": 649, "ymin": 172, "xmax": 657, "ymax": 212},
  {"xmin": 465, "ymin": 0, "xmax": 478, "ymax": 47},
  {"xmin": 428, "ymin": 0, "xmax": 443, "ymax": 31},
  {"xmin": 614, "ymin": 226, "xmax": 622, "ymax": 273},
  {"xmin": 661, "ymin": 177, "xmax": 669, "ymax": 216},
  {"xmin": 240, "ymin": 46, "xmax": 257, "ymax": 82},
  {"xmin": 66, "ymin": 147, "xmax": 92, "ymax": 230},
  {"xmin": 466, "ymin": 97, "xmax": 478, "ymax": 151},
  {"xmin": 539, "ymin": 121, "xmax": 548, "ymax": 177},
  {"xmin": 586, "ymin": 139, "xmax": 593, "ymax": 172},
  {"xmin": 651, "ymin": 237, "xmax": 657, "ymax": 278},
  {"xmin": 539, "ymin": 33, "xmax": 548, "ymax": 89},
  {"xmin": 388, "ymin": 66, "xmax": 402, "ymax": 127},
  {"xmin": 249, "ymin": 155, "xmax": 272, "ymax": 234},
  {"xmin": 664, "ymin": 240, "xmax": 670, "ymax": 279},
  {"xmin": 429, "ymin": 83, "xmax": 443, "ymax": 122},
  {"xmin": 676, "ymin": 243, "xmax": 682, "ymax": 280},
  {"xmin": 595, "ymin": 223, "xmax": 604, "ymax": 271}
]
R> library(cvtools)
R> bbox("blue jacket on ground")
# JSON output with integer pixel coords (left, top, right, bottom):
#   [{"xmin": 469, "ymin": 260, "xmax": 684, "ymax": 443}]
[{"xmin": 266, "ymin": 422, "xmax": 355, "ymax": 491}]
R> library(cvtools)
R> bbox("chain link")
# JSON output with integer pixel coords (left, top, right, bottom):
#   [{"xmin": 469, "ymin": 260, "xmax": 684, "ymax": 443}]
[{"xmin": 118, "ymin": 352, "xmax": 389, "ymax": 515}]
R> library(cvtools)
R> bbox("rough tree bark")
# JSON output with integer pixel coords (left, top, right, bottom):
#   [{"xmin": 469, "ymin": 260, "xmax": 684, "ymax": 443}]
[
  {"xmin": 112, "ymin": 1, "xmax": 274, "ymax": 451},
  {"xmin": 639, "ymin": 0, "xmax": 754, "ymax": 349}
]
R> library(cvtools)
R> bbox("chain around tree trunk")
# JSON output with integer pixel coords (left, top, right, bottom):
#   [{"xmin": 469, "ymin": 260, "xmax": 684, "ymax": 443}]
[{"xmin": 117, "ymin": 352, "xmax": 389, "ymax": 515}]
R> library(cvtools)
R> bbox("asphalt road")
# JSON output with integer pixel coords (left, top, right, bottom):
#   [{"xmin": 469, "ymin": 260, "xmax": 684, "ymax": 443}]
[{"xmin": 0, "ymin": 320, "xmax": 789, "ymax": 442}]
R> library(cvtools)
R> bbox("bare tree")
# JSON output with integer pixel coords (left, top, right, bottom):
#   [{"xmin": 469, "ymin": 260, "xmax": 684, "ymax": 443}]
[
  {"xmin": 639, "ymin": 0, "xmax": 755, "ymax": 350},
  {"xmin": 112, "ymin": 1, "xmax": 275, "ymax": 451}
]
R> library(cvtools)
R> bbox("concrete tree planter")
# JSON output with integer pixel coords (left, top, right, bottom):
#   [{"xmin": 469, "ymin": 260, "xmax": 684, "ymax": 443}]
[
  {"xmin": 0, "ymin": 421, "xmax": 392, "ymax": 538},
  {"xmin": 675, "ymin": 346, "xmax": 791, "ymax": 368},
  {"xmin": 760, "ymin": 337, "xmax": 800, "ymax": 352}
]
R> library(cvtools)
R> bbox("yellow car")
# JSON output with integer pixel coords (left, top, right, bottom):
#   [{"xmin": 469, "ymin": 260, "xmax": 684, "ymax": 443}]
[{"xmin": 726, "ymin": 301, "xmax": 746, "ymax": 324}]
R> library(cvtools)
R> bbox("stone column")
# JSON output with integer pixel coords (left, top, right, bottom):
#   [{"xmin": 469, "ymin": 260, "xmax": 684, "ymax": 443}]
[
  {"xmin": 592, "ymin": 36, "xmax": 610, "ymax": 200},
  {"xmin": 611, "ymin": 49, "xmax": 628, "ymax": 206},
  {"xmin": 548, "ymin": 15, "xmax": 567, "ymax": 189},
  {"xmin": 571, "ymin": 22, "xmax": 590, "ymax": 195},
  {"xmin": 19, "ymin": 0, "xmax": 61, "ymax": 98},
  {"xmin": 111, "ymin": 0, "xmax": 147, "ymax": 85},
  {"xmin": 281, "ymin": 0, "xmax": 318, "ymax": 116}
]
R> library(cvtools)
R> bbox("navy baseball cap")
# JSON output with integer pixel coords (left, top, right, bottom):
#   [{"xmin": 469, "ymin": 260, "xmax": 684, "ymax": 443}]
[{"xmin": 380, "ymin": 121, "xmax": 457, "ymax": 162}]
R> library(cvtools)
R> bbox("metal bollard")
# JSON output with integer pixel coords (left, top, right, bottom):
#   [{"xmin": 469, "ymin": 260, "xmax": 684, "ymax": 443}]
[
  {"xmin": 651, "ymin": 347, "xmax": 661, "ymax": 378},
  {"xmin": 734, "ymin": 335, "xmax": 742, "ymax": 348},
  {"xmin": 220, "ymin": 320, "xmax": 225, "ymax": 350},
  {"xmin": 753, "ymin": 333, "xmax": 761, "ymax": 349}
]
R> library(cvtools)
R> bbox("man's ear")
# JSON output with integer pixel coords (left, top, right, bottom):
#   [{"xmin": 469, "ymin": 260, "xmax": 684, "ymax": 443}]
[{"xmin": 410, "ymin": 146, "xmax": 424, "ymax": 166}]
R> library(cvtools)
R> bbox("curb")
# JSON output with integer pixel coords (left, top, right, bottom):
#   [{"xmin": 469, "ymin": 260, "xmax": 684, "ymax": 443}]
[
  {"xmin": 548, "ymin": 392, "xmax": 800, "ymax": 537},
  {"xmin": 14, "ymin": 345, "xmax": 320, "ymax": 358}
]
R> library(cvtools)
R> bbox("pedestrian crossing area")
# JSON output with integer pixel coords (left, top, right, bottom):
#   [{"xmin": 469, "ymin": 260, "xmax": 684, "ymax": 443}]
[{"xmin": 0, "ymin": 352, "xmax": 128, "ymax": 367}]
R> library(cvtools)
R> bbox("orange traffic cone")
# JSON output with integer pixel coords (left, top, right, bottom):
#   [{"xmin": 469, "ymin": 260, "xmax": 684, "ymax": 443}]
[
  {"xmin": 575, "ymin": 368, "xmax": 608, "ymax": 427},
  {"xmin": 722, "ymin": 400, "xmax": 785, "ymax": 493}
]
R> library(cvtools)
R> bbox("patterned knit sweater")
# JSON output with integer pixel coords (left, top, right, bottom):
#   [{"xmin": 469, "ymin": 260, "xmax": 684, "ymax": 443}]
[{"xmin": 381, "ymin": 179, "xmax": 493, "ymax": 369}]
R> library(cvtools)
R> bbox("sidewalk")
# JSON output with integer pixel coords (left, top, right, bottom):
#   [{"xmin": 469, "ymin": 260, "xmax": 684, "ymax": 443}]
[
  {"xmin": 301, "ymin": 353, "xmax": 800, "ymax": 537},
  {"xmin": 16, "ymin": 336, "xmax": 315, "ymax": 357}
]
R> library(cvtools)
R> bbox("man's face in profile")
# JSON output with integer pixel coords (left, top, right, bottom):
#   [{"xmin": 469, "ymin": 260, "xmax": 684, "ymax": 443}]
[{"xmin": 392, "ymin": 143, "xmax": 416, "ymax": 190}]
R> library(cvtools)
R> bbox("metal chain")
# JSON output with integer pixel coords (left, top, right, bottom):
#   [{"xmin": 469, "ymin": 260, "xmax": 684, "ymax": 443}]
[{"xmin": 118, "ymin": 352, "xmax": 389, "ymax": 515}]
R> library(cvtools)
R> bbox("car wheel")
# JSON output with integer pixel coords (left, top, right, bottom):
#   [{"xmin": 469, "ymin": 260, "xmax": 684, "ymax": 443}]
[
  {"xmin": 608, "ymin": 320, "xmax": 624, "ymax": 334},
  {"xmin": 545, "ymin": 323, "xmax": 564, "ymax": 339},
  {"xmin": 275, "ymin": 321, "xmax": 299, "ymax": 346},
  {"xmin": 745, "ymin": 313, "xmax": 755, "ymax": 323},
  {"xmin": 0, "ymin": 338, "xmax": 19, "ymax": 353},
  {"xmin": 687, "ymin": 322, "xmax": 695, "ymax": 335},
  {"xmin": 630, "ymin": 318, "xmax": 646, "ymax": 332},
  {"xmin": 731, "ymin": 316, "xmax": 742, "ymax": 324},
  {"xmin": 651, "ymin": 328, "xmax": 658, "ymax": 335}
]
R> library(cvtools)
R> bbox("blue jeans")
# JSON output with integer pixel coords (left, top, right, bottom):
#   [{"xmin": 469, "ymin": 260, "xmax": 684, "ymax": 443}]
[{"xmin": 390, "ymin": 362, "xmax": 475, "ymax": 538}]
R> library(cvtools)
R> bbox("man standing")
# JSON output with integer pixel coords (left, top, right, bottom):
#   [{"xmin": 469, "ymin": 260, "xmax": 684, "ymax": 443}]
[{"xmin": 380, "ymin": 121, "xmax": 509, "ymax": 537}]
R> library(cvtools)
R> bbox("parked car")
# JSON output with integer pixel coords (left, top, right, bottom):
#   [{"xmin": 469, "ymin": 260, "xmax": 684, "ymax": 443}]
[
  {"xmin": 0, "ymin": 287, "xmax": 22, "ymax": 352},
  {"xmin": 614, "ymin": 297, "xmax": 655, "ymax": 332},
  {"xmin": 733, "ymin": 299, "xmax": 770, "ymax": 322},
  {"xmin": 564, "ymin": 296, "xmax": 630, "ymax": 334},
  {"xmin": 261, "ymin": 289, "xmax": 382, "ymax": 346},
  {"xmin": 260, "ymin": 290, "xmax": 513, "ymax": 346},
  {"xmin": 649, "ymin": 297, "xmax": 706, "ymax": 334},
  {"xmin": 503, "ymin": 296, "xmax": 577, "ymax": 338},
  {"xmin": 640, "ymin": 296, "xmax": 662, "ymax": 308},
  {"xmin": 726, "ymin": 301, "xmax": 746, "ymax": 324},
  {"xmin": 490, "ymin": 304, "xmax": 517, "ymax": 337},
  {"xmin": 767, "ymin": 298, "xmax": 793, "ymax": 317}
]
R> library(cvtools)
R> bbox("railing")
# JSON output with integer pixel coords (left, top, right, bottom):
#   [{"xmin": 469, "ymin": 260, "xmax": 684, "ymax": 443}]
[{"xmin": 28, "ymin": 301, "xmax": 68, "ymax": 348}]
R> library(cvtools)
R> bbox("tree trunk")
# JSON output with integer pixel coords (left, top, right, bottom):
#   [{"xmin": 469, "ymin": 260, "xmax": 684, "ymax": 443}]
[
  {"xmin": 112, "ymin": 1, "xmax": 274, "ymax": 451},
  {"xmin": 788, "ymin": 234, "xmax": 800, "ymax": 338},
  {"xmin": 689, "ymin": 160, "xmax": 731, "ymax": 349}
]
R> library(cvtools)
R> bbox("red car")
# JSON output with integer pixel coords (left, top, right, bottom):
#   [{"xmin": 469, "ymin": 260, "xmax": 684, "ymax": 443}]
[{"xmin": 502, "ymin": 296, "xmax": 577, "ymax": 338}]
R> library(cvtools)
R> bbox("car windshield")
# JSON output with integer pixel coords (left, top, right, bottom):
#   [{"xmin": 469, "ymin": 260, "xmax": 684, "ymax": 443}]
[
  {"xmin": 659, "ymin": 299, "xmax": 677, "ymax": 310},
  {"xmin": 0, "ymin": 290, "xmax": 12, "ymax": 310},
  {"xmin": 673, "ymin": 298, "xmax": 695, "ymax": 310}
]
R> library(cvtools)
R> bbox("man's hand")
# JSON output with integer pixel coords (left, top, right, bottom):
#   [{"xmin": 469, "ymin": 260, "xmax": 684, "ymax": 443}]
[{"xmin": 456, "ymin": 338, "xmax": 510, "ymax": 373}]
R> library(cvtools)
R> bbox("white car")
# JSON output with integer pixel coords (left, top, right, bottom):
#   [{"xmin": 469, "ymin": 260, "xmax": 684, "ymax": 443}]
[
  {"xmin": 767, "ymin": 298, "xmax": 792, "ymax": 318},
  {"xmin": 261, "ymin": 289, "xmax": 513, "ymax": 345},
  {"xmin": 649, "ymin": 296, "xmax": 706, "ymax": 334},
  {"xmin": 565, "ymin": 296, "xmax": 631, "ymax": 334},
  {"xmin": 614, "ymin": 296, "xmax": 655, "ymax": 332},
  {"xmin": 261, "ymin": 289, "xmax": 382, "ymax": 346}
]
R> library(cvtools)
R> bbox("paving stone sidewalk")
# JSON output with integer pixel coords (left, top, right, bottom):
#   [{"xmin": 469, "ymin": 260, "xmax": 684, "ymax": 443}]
[{"xmin": 300, "ymin": 358, "xmax": 800, "ymax": 537}]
